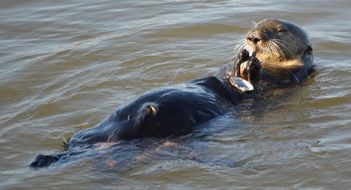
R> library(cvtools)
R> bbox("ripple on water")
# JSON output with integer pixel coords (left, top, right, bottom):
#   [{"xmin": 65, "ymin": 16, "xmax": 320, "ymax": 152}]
[{"xmin": 1, "ymin": 0, "xmax": 351, "ymax": 189}]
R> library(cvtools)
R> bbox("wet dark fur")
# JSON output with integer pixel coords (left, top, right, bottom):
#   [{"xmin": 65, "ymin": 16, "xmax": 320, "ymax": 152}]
[{"xmin": 30, "ymin": 76, "xmax": 248, "ymax": 168}]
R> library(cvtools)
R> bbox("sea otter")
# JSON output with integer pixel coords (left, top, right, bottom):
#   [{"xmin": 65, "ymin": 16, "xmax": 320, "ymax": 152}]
[
  {"xmin": 30, "ymin": 19, "xmax": 314, "ymax": 168},
  {"xmin": 29, "ymin": 75, "xmax": 254, "ymax": 168},
  {"xmin": 217, "ymin": 18, "xmax": 314, "ymax": 90}
]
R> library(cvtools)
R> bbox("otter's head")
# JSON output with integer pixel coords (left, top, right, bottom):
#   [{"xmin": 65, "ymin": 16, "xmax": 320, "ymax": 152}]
[{"xmin": 245, "ymin": 19, "xmax": 312, "ymax": 67}]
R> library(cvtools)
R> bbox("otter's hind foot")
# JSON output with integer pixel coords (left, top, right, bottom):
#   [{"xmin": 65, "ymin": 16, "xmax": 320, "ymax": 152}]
[{"xmin": 29, "ymin": 154, "xmax": 60, "ymax": 168}]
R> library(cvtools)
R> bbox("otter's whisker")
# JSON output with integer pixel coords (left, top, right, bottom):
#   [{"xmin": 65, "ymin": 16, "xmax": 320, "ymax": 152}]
[
  {"xmin": 272, "ymin": 39, "xmax": 294, "ymax": 59},
  {"xmin": 266, "ymin": 41, "xmax": 274, "ymax": 55},
  {"xmin": 262, "ymin": 42, "xmax": 272, "ymax": 55},
  {"xmin": 270, "ymin": 40, "xmax": 283, "ymax": 58},
  {"xmin": 251, "ymin": 19, "xmax": 258, "ymax": 27},
  {"xmin": 233, "ymin": 39, "xmax": 246, "ymax": 56},
  {"xmin": 269, "ymin": 41, "xmax": 285, "ymax": 60}
]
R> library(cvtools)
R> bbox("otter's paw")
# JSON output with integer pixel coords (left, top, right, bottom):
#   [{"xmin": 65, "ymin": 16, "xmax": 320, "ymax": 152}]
[
  {"xmin": 235, "ymin": 49, "xmax": 250, "ymax": 78},
  {"xmin": 246, "ymin": 57, "xmax": 261, "ymax": 83},
  {"xmin": 238, "ymin": 49, "xmax": 250, "ymax": 63},
  {"xmin": 236, "ymin": 51, "xmax": 261, "ymax": 83}
]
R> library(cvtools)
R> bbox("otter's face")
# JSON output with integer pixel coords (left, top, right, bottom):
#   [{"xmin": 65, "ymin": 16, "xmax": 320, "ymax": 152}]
[{"xmin": 245, "ymin": 19, "xmax": 312, "ymax": 64}]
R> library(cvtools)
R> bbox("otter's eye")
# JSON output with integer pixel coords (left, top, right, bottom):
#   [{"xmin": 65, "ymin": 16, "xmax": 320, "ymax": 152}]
[{"xmin": 277, "ymin": 25, "xmax": 287, "ymax": 32}]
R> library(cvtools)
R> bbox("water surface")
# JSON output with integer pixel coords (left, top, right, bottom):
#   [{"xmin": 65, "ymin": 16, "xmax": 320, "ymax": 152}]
[{"xmin": 1, "ymin": 0, "xmax": 351, "ymax": 189}]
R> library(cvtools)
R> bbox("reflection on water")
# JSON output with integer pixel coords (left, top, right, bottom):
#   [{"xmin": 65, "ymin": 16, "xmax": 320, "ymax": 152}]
[{"xmin": 1, "ymin": 0, "xmax": 351, "ymax": 189}]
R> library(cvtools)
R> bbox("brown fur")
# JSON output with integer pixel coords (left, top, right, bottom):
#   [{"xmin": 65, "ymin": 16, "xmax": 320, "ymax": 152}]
[
  {"xmin": 248, "ymin": 19, "xmax": 313, "ymax": 78},
  {"xmin": 218, "ymin": 19, "xmax": 315, "ymax": 88}
]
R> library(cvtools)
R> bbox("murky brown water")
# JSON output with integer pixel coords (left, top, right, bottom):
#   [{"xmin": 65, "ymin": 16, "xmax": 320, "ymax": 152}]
[{"xmin": 1, "ymin": 0, "xmax": 351, "ymax": 189}]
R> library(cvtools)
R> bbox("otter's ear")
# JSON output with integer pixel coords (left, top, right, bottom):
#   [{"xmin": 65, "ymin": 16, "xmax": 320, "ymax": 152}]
[
  {"xmin": 307, "ymin": 45, "xmax": 312, "ymax": 51},
  {"xmin": 304, "ymin": 45, "xmax": 313, "ymax": 54},
  {"xmin": 144, "ymin": 104, "xmax": 157, "ymax": 116}
]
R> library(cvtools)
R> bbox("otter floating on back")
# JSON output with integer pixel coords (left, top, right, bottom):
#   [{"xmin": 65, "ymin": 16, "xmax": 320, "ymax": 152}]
[{"xmin": 30, "ymin": 19, "xmax": 315, "ymax": 168}]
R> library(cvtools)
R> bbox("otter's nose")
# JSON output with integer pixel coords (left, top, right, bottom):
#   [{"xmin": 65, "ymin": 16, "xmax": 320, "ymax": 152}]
[{"xmin": 247, "ymin": 32, "xmax": 261, "ymax": 44}]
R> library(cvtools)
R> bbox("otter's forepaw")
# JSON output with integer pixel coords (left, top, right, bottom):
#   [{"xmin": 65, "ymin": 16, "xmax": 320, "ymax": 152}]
[
  {"xmin": 235, "ymin": 50, "xmax": 261, "ymax": 83},
  {"xmin": 246, "ymin": 57, "xmax": 261, "ymax": 83},
  {"xmin": 235, "ymin": 49, "xmax": 250, "ymax": 78},
  {"xmin": 238, "ymin": 49, "xmax": 250, "ymax": 63}
]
